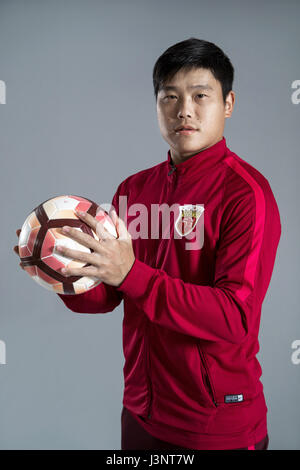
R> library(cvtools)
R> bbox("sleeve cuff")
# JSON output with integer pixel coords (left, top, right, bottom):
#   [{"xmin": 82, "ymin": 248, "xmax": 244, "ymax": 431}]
[{"xmin": 116, "ymin": 257, "xmax": 156, "ymax": 299}]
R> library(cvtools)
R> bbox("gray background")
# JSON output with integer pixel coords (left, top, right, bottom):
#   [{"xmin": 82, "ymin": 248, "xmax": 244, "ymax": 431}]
[{"xmin": 0, "ymin": 0, "xmax": 299, "ymax": 450}]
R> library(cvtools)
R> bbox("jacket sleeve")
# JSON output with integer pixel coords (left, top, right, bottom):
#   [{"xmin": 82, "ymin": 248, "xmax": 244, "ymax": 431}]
[
  {"xmin": 56, "ymin": 185, "xmax": 124, "ymax": 313},
  {"xmin": 115, "ymin": 181, "xmax": 281, "ymax": 343}
]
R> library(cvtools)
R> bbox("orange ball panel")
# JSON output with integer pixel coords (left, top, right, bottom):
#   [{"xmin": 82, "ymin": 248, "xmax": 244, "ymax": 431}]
[
  {"xmin": 73, "ymin": 284, "xmax": 87, "ymax": 295},
  {"xmin": 43, "ymin": 254, "xmax": 66, "ymax": 272},
  {"xmin": 68, "ymin": 259, "xmax": 85, "ymax": 269},
  {"xmin": 24, "ymin": 265, "xmax": 37, "ymax": 276},
  {"xmin": 75, "ymin": 201, "xmax": 92, "ymax": 213},
  {"xmin": 27, "ymin": 227, "xmax": 41, "ymax": 255},
  {"xmin": 41, "ymin": 230, "xmax": 56, "ymax": 259},
  {"xmin": 19, "ymin": 245, "xmax": 32, "ymax": 258},
  {"xmin": 29, "ymin": 213, "xmax": 41, "ymax": 230},
  {"xmin": 50, "ymin": 210, "xmax": 78, "ymax": 219},
  {"xmin": 49, "ymin": 228, "xmax": 69, "ymax": 239},
  {"xmin": 52, "ymin": 283, "xmax": 65, "ymax": 294}
]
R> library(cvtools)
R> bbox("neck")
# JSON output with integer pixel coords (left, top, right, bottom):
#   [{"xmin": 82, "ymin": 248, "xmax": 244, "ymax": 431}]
[{"xmin": 170, "ymin": 137, "xmax": 223, "ymax": 165}]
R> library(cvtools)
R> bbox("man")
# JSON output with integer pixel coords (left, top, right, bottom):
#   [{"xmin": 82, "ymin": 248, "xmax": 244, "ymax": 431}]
[{"xmin": 14, "ymin": 38, "xmax": 281, "ymax": 450}]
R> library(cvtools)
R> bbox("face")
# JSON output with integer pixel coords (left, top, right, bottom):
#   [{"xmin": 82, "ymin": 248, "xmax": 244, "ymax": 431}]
[{"xmin": 156, "ymin": 67, "xmax": 235, "ymax": 165}]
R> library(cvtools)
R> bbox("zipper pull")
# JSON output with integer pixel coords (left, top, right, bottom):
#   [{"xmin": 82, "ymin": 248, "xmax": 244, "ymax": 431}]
[{"xmin": 168, "ymin": 165, "xmax": 176, "ymax": 176}]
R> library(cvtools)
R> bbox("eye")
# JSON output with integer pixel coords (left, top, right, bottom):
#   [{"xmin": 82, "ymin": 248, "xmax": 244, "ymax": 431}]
[
  {"xmin": 196, "ymin": 93, "xmax": 206, "ymax": 98},
  {"xmin": 165, "ymin": 95, "xmax": 177, "ymax": 99}
]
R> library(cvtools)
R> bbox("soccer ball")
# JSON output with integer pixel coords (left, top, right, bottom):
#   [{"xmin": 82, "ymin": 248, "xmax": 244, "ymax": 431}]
[{"xmin": 18, "ymin": 195, "xmax": 117, "ymax": 295}]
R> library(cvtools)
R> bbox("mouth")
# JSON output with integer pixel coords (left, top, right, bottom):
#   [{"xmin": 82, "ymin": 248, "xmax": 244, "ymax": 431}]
[{"xmin": 175, "ymin": 127, "xmax": 198, "ymax": 135}]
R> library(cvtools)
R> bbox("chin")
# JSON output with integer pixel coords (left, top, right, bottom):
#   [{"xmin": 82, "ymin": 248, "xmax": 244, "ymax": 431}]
[{"xmin": 178, "ymin": 140, "xmax": 206, "ymax": 150}]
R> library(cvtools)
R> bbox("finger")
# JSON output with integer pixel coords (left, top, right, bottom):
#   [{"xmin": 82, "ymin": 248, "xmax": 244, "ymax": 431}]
[
  {"xmin": 59, "ymin": 226, "xmax": 105, "ymax": 253},
  {"xmin": 14, "ymin": 229, "xmax": 21, "ymax": 255},
  {"xmin": 75, "ymin": 209, "xmax": 112, "ymax": 238},
  {"xmin": 13, "ymin": 242, "xmax": 24, "ymax": 269},
  {"xmin": 74, "ymin": 210, "xmax": 99, "ymax": 232},
  {"xmin": 54, "ymin": 245, "xmax": 98, "ymax": 266},
  {"xmin": 60, "ymin": 264, "xmax": 100, "ymax": 278},
  {"xmin": 75, "ymin": 208, "xmax": 114, "ymax": 241}
]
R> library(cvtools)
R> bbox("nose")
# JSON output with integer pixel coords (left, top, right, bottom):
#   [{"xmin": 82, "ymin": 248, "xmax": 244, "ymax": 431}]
[{"xmin": 177, "ymin": 97, "xmax": 193, "ymax": 119}]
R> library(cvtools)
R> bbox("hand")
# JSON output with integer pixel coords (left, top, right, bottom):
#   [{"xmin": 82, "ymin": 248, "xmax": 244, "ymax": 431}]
[{"xmin": 54, "ymin": 209, "xmax": 135, "ymax": 287}]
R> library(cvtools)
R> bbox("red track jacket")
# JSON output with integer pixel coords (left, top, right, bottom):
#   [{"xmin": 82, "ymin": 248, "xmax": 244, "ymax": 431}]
[{"xmin": 58, "ymin": 136, "xmax": 281, "ymax": 449}]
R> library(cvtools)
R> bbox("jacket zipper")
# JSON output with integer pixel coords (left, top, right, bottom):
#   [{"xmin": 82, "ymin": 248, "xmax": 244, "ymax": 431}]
[
  {"xmin": 197, "ymin": 344, "xmax": 218, "ymax": 408},
  {"xmin": 147, "ymin": 162, "xmax": 176, "ymax": 415},
  {"xmin": 144, "ymin": 322, "xmax": 153, "ymax": 419},
  {"xmin": 168, "ymin": 164, "xmax": 176, "ymax": 176},
  {"xmin": 154, "ymin": 163, "xmax": 177, "ymax": 265}
]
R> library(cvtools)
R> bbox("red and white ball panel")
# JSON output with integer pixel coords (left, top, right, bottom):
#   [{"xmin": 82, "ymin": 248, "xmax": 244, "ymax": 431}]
[{"xmin": 43, "ymin": 195, "xmax": 92, "ymax": 220}]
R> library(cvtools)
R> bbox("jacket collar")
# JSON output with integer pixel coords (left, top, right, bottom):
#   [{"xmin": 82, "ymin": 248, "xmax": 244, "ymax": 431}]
[{"xmin": 167, "ymin": 136, "xmax": 227, "ymax": 181}]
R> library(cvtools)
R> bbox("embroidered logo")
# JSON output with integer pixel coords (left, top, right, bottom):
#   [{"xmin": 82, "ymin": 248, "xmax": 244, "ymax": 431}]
[{"xmin": 174, "ymin": 204, "xmax": 205, "ymax": 237}]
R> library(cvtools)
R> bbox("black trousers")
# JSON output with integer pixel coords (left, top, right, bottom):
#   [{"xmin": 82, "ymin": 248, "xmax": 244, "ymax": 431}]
[{"xmin": 121, "ymin": 406, "xmax": 269, "ymax": 450}]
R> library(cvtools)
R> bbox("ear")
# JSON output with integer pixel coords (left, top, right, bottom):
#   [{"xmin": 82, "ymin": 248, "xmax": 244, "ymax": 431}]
[{"xmin": 224, "ymin": 90, "xmax": 235, "ymax": 118}]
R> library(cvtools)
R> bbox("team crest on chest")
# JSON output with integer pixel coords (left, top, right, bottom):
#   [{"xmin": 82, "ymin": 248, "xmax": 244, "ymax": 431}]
[{"xmin": 174, "ymin": 204, "xmax": 205, "ymax": 237}]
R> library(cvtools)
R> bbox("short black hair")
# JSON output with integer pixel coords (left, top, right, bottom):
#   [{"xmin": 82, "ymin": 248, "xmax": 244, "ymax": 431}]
[{"xmin": 152, "ymin": 38, "xmax": 234, "ymax": 105}]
